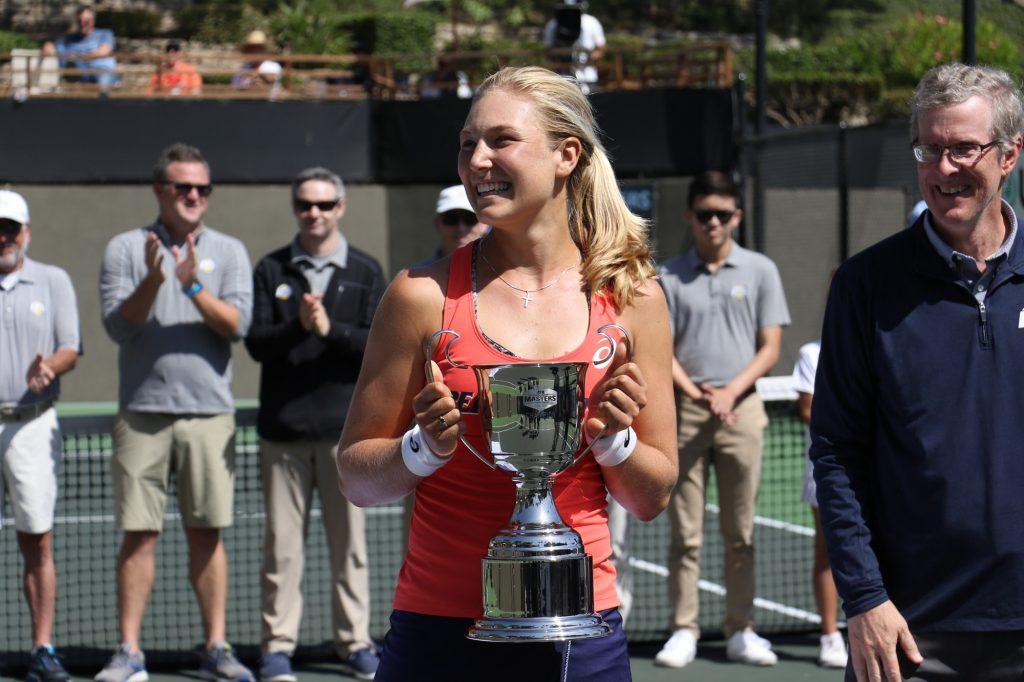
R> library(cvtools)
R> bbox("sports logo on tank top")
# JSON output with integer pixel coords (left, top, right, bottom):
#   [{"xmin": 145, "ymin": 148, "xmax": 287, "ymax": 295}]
[
  {"xmin": 592, "ymin": 342, "xmax": 614, "ymax": 367},
  {"xmin": 452, "ymin": 390, "xmax": 478, "ymax": 413}
]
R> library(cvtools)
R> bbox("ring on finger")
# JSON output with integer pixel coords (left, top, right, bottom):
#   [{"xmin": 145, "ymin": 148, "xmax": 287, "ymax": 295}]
[{"xmin": 437, "ymin": 415, "xmax": 448, "ymax": 428}]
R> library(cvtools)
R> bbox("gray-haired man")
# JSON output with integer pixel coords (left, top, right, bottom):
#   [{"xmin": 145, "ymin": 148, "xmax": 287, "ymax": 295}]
[
  {"xmin": 245, "ymin": 167, "xmax": 384, "ymax": 681},
  {"xmin": 811, "ymin": 63, "xmax": 1024, "ymax": 681},
  {"xmin": 97, "ymin": 143, "xmax": 253, "ymax": 682},
  {"xmin": 0, "ymin": 189, "xmax": 80, "ymax": 682}
]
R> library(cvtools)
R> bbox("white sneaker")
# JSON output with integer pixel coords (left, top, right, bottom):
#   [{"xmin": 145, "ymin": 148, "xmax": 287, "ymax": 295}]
[
  {"xmin": 653, "ymin": 628, "xmax": 697, "ymax": 668},
  {"xmin": 726, "ymin": 629, "xmax": 778, "ymax": 666},
  {"xmin": 818, "ymin": 631, "xmax": 848, "ymax": 668}
]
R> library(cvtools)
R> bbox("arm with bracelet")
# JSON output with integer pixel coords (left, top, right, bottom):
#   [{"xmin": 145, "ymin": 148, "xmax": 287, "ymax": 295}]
[
  {"xmin": 584, "ymin": 281, "xmax": 677, "ymax": 520},
  {"xmin": 174, "ymin": 233, "xmax": 248, "ymax": 339}
]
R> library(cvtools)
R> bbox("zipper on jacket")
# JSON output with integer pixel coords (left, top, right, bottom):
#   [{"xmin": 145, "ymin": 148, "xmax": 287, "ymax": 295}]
[{"xmin": 977, "ymin": 298, "xmax": 993, "ymax": 349}]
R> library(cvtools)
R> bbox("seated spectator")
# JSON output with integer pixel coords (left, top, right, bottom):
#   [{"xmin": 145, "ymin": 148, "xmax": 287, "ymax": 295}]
[
  {"xmin": 420, "ymin": 54, "xmax": 472, "ymax": 100},
  {"xmin": 147, "ymin": 41, "xmax": 202, "ymax": 96},
  {"xmin": 232, "ymin": 30, "xmax": 282, "ymax": 97},
  {"xmin": 42, "ymin": 6, "xmax": 119, "ymax": 87}
]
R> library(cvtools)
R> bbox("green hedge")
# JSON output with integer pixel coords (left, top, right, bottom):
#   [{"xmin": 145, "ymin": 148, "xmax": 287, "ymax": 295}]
[
  {"xmin": 175, "ymin": 2, "xmax": 264, "ymax": 44},
  {"xmin": 0, "ymin": 30, "xmax": 37, "ymax": 51},
  {"xmin": 269, "ymin": 0, "xmax": 353, "ymax": 55},
  {"xmin": 95, "ymin": 10, "xmax": 162, "ymax": 39},
  {"xmin": 735, "ymin": 11, "xmax": 1022, "ymax": 125},
  {"xmin": 340, "ymin": 10, "xmax": 437, "ymax": 68}
]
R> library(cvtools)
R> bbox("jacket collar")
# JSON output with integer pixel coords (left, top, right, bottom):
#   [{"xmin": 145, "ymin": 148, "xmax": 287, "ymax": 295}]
[{"xmin": 910, "ymin": 210, "xmax": 1024, "ymax": 280}]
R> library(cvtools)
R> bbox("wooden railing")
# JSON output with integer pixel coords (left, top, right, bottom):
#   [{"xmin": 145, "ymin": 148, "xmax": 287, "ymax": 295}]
[{"xmin": 0, "ymin": 41, "xmax": 733, "ymax": 101}]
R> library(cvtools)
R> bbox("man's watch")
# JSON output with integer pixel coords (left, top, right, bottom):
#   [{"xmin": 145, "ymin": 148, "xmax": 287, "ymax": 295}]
[{"xmin": 183, "ymin": 281, "xmax": 203, "ymax": 298}]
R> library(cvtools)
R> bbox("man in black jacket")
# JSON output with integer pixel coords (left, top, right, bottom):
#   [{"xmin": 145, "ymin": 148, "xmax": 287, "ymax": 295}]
[
  {"xmin": 811, "ymin": 64, "xmax": 1024, "ymax": 681},
  {"xmin": 245, "ymin": 167, "xmax": 385, "ymax": 682}
]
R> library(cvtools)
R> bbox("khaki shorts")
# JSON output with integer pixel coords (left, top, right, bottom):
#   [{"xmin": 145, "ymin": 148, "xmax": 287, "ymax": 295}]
[{"xmin": 112, "ymin": 411, "xmax": 236, "ymax": 531}]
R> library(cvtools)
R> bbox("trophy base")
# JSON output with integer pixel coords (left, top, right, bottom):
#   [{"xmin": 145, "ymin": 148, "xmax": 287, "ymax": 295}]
[
  {"xmin": 466, "ymin": 613, "xmax": 612, "ymax": 643},
  {"xmin": 466, "ymin": 554, "xmax": 613, "ymax": 642}
]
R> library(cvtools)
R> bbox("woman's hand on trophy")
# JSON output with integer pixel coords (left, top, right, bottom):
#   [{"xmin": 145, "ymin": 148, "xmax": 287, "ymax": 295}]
[
  {"xmin": 412, "ymin": 360, "xmax": 464, "ymax": 456},
  {"xmin": 586, "ymin": 342, "xmax": 648, "ymax": 441}
]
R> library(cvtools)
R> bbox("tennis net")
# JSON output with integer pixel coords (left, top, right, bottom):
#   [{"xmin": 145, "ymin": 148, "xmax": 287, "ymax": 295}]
[{"xmin": 0, "ymin": 383, "xmax": 815, "ymax": 665}]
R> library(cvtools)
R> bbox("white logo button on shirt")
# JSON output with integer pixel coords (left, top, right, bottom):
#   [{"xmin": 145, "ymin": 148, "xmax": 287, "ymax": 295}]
[
  {"xmin": 275, "ymin": 283, "xmax": 293, "ymax": 300},
  {"xmin": 29, "ymin": 300, "xmax": 45, "ymax": 316},
  {"xmin": 199, "ymin": 258, "xmax": 216, "ymax": 274},
  {"xmin": 730, "ymin": 284, "xmax": 748, "ymax": 301},
  {"xmin": 1018, "ymin": 306, "xmax": 1024, "ymax": 329}
]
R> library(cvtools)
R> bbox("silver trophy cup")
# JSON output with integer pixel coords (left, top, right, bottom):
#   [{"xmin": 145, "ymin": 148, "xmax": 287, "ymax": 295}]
[{"xmin": 428, "ymin": 324, "xmax": 631, "ymax": 642}]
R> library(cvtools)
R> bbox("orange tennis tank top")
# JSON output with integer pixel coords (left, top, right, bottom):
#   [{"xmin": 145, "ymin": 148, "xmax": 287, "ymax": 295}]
[{"xmin": 392, "ymin": 243, "xmax": 621, "ymax": 617}]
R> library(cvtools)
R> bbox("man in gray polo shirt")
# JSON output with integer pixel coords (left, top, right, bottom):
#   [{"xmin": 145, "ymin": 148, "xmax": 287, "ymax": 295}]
[
  {"xmin": 0, "ymin": 189, "xmax": 80, "ymax": 682},
  {"xmin": 96, "ymin": 143, "xmax": 254, "ymax": 682},
  {"xmin": 654, "ymin": 171, "xmax": 790, "ymax": 669}
]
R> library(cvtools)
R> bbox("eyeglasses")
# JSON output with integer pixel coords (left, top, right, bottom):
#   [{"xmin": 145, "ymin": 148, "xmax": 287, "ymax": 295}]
[
  {"xmin": 162, "ymin": 182, "xmax": 213, "ymax": 197},
  {"xmin": 294, "ymin": 199, "xmax": 340, "ymax": 213},
  {"xmin": 693, "ymin": 209, "xmax": 736, "ymax": 224},
  {"xmin": 912, "ymin": 141, "xmax": 999, "ymax": 165},
  {"xmin": 439, "ymin": 210, "xmax": 478, "ymax": 227}
]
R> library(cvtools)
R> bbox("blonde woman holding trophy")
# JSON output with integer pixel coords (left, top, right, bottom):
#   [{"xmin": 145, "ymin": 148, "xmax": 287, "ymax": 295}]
[{"xmin": 338, "ymin": 66, "xmax": 677, "ymax": 681}]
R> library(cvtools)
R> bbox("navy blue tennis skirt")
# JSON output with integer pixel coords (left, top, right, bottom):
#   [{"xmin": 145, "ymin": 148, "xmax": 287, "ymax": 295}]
[{"xmin": 376, "ymin": 608, "xmax": 631, "ymax": 682}]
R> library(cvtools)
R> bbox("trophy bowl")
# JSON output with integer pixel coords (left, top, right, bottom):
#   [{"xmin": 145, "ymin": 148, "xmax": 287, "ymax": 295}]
[{"xmin": 429, "ymin": 324, "xmax": 630, "ymax": 643}]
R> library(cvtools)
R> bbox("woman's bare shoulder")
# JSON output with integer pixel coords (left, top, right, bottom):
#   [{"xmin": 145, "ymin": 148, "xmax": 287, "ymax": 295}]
[
  {"xmin": 372, "ymin": 257, "xmax": 451, "ymax": 350},
  {"xmin": 620, "ymin": 276, "xmax": 668, "ymax": 321}
]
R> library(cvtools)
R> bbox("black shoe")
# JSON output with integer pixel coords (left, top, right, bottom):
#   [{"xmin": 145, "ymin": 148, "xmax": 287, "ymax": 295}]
[{"xmin": 26, "ymin": 646, "xmax": 70, "ymax": 682}]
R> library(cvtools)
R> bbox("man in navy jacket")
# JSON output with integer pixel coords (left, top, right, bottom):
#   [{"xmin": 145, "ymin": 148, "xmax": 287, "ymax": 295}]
[
  {"xmin": 811, "ymin": 63, "xmax": 1024, "ymax": 680},
  {"xmin": 245, "ymin": 167, "xmax": 385, "ymax": 682}
]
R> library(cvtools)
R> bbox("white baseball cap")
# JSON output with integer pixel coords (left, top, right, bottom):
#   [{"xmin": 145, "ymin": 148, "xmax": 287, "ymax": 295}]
[
  {"xmin": 0, "ymin": 189, "xmax": 29, "ymax": 225},
  {"xmin": 436, "ymin": 184, "xmax": 474, "ymax": 215},
  {"xmin": 257, "ymin": 60, "xmax": 282, "ymax": 76}
]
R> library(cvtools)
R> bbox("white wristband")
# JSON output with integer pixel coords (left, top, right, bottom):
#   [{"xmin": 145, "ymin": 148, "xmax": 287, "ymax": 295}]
[
  {"xmin": 401, "ymin": 424, "xmax": 449, "ymax": 477},
  {"xmin": 590, "ymin": 427, "xmax": 638, "ymax": 467}
]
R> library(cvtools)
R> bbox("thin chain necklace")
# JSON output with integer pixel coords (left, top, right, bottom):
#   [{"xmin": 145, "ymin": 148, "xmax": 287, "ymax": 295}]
[{"xmin": 478, "ymin": 237, "xmax": 580, "ymax": 309}]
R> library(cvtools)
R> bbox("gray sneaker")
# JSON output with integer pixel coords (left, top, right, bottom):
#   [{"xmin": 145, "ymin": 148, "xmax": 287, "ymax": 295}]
[
  {"xmin": 94, "ymin": 644, "xmax": 148, "ymax": 682},
  {"xmin": 198, "ymin": 643, "xmax": 254, "ymax": 682}
]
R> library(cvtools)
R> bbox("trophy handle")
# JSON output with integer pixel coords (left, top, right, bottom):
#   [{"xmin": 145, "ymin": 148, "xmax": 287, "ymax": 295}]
[
  {"xmin": 425, "ymin": 329, "xmax": 497, "ymax": 470},
  {"xmin": 459, "ymin": 434, "xmax": 498, "ymax": 470},
  {"xmin": 570, "ymin": 323, "xmax": 634, "ymax": 467},
  {"xmin": 596, "ymin": 323, "xmax": 633, "ymax": 362},
  {"xmin": 425, "ymin": 329, "xmax": 467, "ymax": 375}
]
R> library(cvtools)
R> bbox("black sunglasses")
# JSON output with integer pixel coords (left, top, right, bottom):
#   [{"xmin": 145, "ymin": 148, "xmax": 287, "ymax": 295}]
[
  {"xmin": 163, "ymin": 182, "xmax": 213, "ymax": 197},
  {"xmin": 0, "ymin": 219, "xmax": 23, "ymax": 237},
  {"xmin": 439, "ymin": 210, "xmax": 477, "ymax": 227},
  {"xmin": 294, "ymin": 199, "xmax": 341, "ymax": 212},
  {"xmin": 694, "ymin": 209, "xmax": 736, "ymax": 224}
]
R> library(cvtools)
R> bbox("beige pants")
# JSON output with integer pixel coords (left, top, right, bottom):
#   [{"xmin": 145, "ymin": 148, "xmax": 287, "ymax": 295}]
[
  {"xmin": 260, "ymin": 439, "xmax": 371, "ymax": 656},
  {"xmin": 667, "ymin": 393, "xmax": 768, "ymax": 638}
]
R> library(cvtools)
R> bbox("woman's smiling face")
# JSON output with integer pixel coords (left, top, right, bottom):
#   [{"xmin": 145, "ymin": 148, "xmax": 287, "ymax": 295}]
[{"xmin": 458, "ymin": 88, "xmax": 567, "ymax": 230}]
